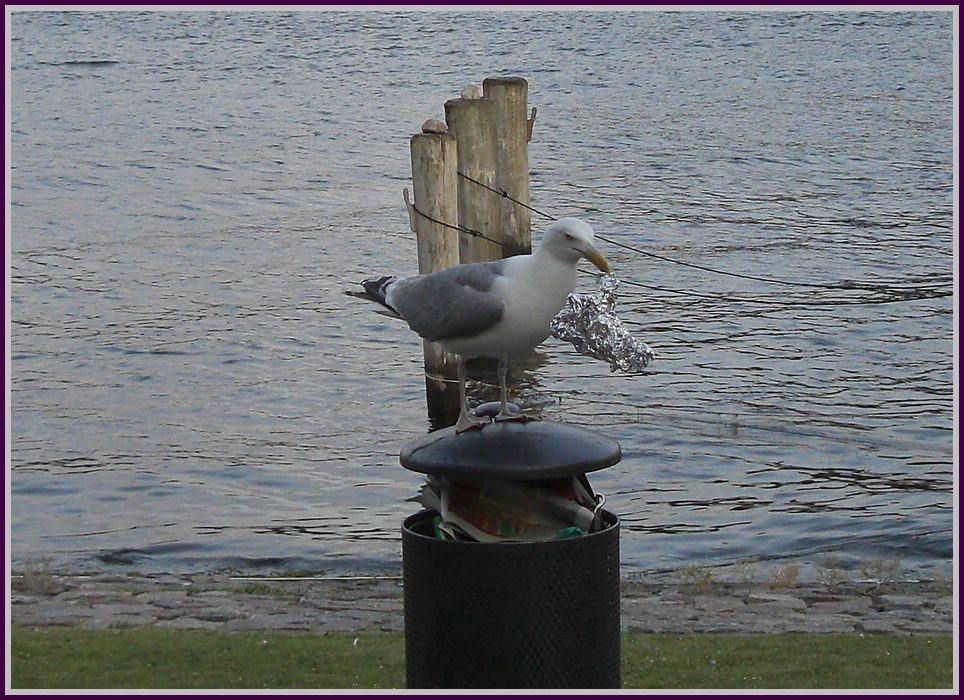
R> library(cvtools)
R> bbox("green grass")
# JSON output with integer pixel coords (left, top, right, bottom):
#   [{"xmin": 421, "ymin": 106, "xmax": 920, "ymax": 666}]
[
  {"xmin": 10, "ymin": 627, "xmax": 952, "ymax": 690},
  {"xmin": 621, "ymin": 633, "xmax": 952, "ymax": 689}
]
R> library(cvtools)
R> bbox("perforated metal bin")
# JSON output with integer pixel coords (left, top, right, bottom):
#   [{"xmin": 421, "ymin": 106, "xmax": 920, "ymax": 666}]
[{"xmin": 399, "ymin": 420, "xmax": 622, "ymax": 690}]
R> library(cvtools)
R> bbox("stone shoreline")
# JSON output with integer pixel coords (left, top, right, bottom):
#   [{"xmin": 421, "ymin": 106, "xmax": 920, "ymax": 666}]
[{"xmin": 10, "ymin": 572, "xmax": 954, "ymax": 635}]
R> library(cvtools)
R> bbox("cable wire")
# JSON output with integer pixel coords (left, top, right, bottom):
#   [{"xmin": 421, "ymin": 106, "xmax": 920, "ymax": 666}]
[{"xmin": 455, "ymin": 169, "xmax": 952, "ymax": 304}]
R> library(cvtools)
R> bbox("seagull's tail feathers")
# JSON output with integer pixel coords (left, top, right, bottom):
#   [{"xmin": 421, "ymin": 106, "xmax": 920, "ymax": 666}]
[{"xmin": 357, "ymin": 276, "xmax": 402, "ymax": 318}]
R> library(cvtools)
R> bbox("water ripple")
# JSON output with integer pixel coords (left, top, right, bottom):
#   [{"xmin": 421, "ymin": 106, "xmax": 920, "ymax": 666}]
[{"xmin": 9, "ymin": 10, "xmax": 953, "ymax": 577}]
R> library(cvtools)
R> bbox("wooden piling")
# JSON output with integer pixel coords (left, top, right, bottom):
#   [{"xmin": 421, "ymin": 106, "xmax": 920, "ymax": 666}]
[
  {"xmin": 408, "ymin": 132, "xmax": 460, "ymax": 275},
  {"xmin": 405, "ymin": 132, "xmax": 461, "ymax": 424},
  {"xmin": 444, "ymin": 97, "xmax": 502, "ymax": 263},
  {"xmin": 405, "ymin": 77, "xmax": 536, "ymax": 428},
  {"xmin": 483, "ymin": 76, "xmax": 533, "ymax": 257}
]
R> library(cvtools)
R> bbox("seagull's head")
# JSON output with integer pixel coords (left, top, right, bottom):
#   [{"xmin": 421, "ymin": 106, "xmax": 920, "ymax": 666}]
[{"xmin": 541, "ymin": 217, "xmax": 610, "ymax": 273}]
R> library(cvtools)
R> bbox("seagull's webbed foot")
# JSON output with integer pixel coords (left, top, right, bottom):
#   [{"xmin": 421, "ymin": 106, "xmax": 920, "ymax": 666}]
[
  {"xmin": 455, "ymin": 411, "xmax": 488, "ymax": 433},
  {"xmin": 493, "ymin": 409, "xmax": 531, "ymax": 424}
]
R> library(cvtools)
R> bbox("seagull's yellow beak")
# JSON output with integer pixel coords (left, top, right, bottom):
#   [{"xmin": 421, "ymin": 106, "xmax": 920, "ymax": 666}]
[{"xmin": 584, "ymin": 246, "xmax": 610, "ymax": 274}]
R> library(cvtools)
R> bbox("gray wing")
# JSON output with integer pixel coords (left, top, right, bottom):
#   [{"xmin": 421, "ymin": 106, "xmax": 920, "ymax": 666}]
[{"xmin": 391, "ymin": 260, "xmax": 507, "ymax": 342}]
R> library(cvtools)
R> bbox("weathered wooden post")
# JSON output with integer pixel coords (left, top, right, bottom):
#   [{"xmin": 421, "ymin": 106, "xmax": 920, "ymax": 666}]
[
  {"xmin": 483, "ymin": 76, "xmax": 534, "ymax": 257},
  {"xmin": 405, "ymin": 78, "xmax": 537, "ymax": 428},
  {"xmin": 404, "ymin": 125, "xmax": 461, "ymax": 426},
  {"xmin": 444, "ymin": 95, "xmax": 502, "ymax": 263}
]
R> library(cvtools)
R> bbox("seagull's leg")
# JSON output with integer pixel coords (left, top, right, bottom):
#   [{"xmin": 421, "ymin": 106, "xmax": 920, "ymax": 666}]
[
  {"xmin": 494, "ymin": 356, "xmax": 528, "ymax": 423},
  {"xmin": 497, "ymin": 356, "xmax": 511, "ymax": 414},
  {"xmin": 454, "ymin": 356, "xmax": 487, "ymax": 433}
]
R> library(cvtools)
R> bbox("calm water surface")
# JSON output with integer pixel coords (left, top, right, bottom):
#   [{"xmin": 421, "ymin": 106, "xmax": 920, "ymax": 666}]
[{"xmin": 9, "ymin": 11, "xmax": 955, "ymax": 578}]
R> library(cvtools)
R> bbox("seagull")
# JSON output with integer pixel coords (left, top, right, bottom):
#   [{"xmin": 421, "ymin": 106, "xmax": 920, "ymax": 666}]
[{"xmin": 359, "ymin": 217, "xmax": 610, "ymax": 433}]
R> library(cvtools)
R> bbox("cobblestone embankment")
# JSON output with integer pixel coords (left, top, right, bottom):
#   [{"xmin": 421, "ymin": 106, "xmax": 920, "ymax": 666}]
[{"xmin": 10, "ymin": 572, "xmax": 954, "ymax": 635}]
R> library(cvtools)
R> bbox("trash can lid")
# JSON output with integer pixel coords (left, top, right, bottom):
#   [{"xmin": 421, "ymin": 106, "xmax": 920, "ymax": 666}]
[{"xmin": 399, "ymin": 420, "xmax": 621, "ymax": 480}]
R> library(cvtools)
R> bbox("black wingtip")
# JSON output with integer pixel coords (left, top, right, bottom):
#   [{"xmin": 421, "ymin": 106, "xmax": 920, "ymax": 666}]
[
  {"xmin": 357, "ymin": 276, "xmax": 400, "ymax": 316},
  {"xmin": 361, "ymin": 276, "xmax": 391, "ymax": 300}
]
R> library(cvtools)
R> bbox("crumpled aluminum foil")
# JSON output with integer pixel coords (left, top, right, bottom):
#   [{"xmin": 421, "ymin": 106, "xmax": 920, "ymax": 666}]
[{"xmin": 550, "ymin": 274, "xmax": 655, "ymax": 372}]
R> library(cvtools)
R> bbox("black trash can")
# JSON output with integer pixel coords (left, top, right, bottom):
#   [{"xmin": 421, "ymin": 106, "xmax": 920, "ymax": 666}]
[{"xmin": 399, "ymin": 420, "xmax": 622, "ymax": 689}]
